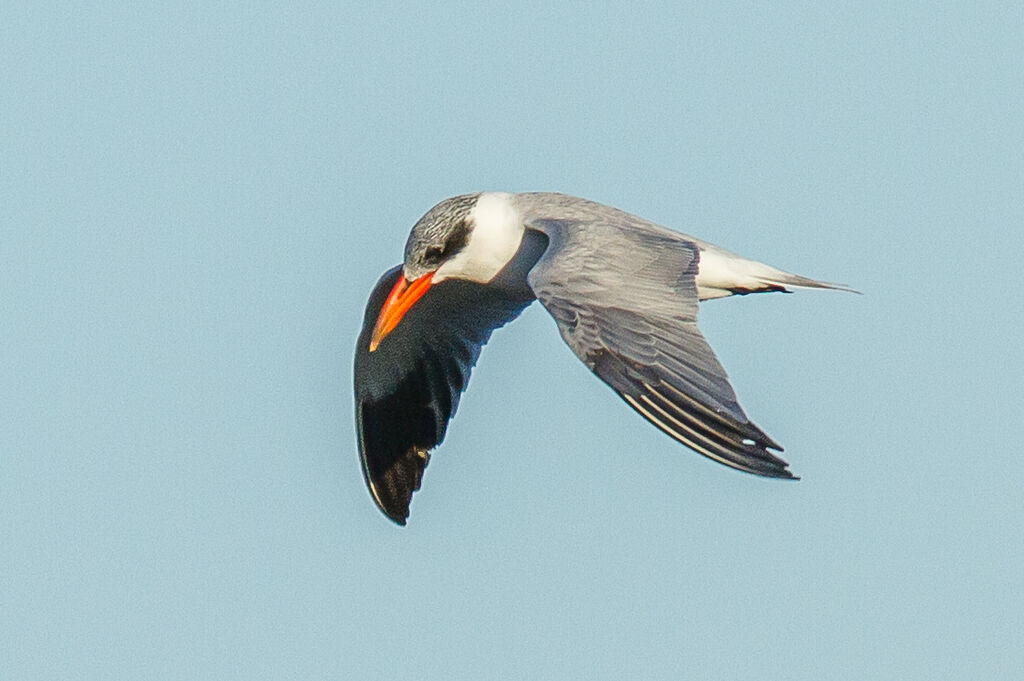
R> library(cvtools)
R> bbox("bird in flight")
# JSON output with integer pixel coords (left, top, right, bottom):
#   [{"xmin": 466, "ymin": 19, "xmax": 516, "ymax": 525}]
[{"xmin": 354, "ymin": 192, "xmax": 851, "ymax": 524}]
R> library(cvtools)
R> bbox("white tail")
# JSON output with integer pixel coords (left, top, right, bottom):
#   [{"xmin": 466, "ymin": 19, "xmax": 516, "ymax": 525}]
[{"xmin": 694, "ymin": 245, "xmax": 856, "ymax": 301}]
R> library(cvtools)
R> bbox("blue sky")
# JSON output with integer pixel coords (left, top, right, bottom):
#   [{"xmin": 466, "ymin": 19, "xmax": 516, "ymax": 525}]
[{"xmin": 3, "ymin": 3, "xmax": 1022, "ymax": 679}]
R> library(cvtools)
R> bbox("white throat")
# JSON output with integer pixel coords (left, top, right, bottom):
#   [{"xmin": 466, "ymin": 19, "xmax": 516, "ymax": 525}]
[{"xmin": 433, "ymin": 192, "xmax": 525, "ymax": 284}]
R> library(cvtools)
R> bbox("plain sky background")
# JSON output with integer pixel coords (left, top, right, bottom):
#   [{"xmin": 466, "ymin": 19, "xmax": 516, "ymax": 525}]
[{"xmin": 3, "ymin": 2, "xmax": 1022, "ymax": 679}]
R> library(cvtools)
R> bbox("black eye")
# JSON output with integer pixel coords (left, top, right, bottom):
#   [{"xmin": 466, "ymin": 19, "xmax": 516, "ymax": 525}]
[{"xmin": 424, "ymin": 245, "xmax": 446, "ymax": 261}]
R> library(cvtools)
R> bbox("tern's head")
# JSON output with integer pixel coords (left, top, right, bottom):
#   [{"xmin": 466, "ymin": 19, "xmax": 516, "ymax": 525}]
[
  {"xmin": 402, "ymin": 193, "xmax": 479, "ymax": 281},
  {"xmin": 369, "ymin": 192, "xmax": 525, "ymax": 352},
  {"xmin": 402, "ymin": 192, "xmax": 525, "ymax": 284}
]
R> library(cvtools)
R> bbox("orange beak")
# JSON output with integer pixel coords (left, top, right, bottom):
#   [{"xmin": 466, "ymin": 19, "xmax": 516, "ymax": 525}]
[{"xmin": 369, "ymin": 271, "xmax": 435, "ymax": 352}]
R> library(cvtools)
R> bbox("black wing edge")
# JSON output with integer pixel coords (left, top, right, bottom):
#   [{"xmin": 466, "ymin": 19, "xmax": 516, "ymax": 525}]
[{"xmin": 590, "ymin": 350, "xmax": 798, "ymax": 480}]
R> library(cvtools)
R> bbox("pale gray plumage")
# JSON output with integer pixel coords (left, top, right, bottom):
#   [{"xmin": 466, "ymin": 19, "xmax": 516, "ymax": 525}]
[{"xmin": 356, "ymin": 192, "xmax": 851, "ymax": 523}]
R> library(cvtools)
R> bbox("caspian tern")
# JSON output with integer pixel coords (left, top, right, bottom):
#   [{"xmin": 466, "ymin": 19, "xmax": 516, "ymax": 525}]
[{"xmin": 355, "ymin": 192, "xmax": 851, "ymax": 524}]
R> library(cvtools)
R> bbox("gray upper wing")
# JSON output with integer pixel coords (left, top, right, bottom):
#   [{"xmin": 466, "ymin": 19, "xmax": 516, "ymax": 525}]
[{"xmin": 517, "ymin": 193, "xmax": 794, "ymax": 478}]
